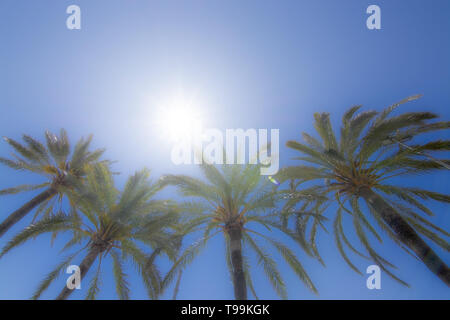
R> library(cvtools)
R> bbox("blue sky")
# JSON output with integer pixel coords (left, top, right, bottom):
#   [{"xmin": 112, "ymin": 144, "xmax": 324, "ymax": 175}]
[{"xmin": 0, "ymin": 0, "xmax": 449, "ymax": 299}]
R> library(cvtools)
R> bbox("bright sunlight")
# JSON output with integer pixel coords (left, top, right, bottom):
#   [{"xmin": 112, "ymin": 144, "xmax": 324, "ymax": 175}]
[{"xmin": 154, "ymin": 97, "xmax": 205, "ymax": 142}]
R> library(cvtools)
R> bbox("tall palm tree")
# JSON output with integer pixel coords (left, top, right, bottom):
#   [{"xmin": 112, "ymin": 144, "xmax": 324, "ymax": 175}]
[
  {"xmin": 0, "ymin": 130, "xmax": 106, "ymax": 237},
  {"xmin": 278, "ymin": 95, "xmax": 450, "ymax": 286},
  {"xmin": 0, "ymin": 164, "xmax": 180, "ymax": 299},
  {"xmin": 159, "ymin": 161, "xmax": 318, "ymax": 300}
]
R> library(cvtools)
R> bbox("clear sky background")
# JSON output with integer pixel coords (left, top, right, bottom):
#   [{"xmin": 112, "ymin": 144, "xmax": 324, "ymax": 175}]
[{"xmin": 0, "ymin": 0, "xmax": 449, "ymax": 299}]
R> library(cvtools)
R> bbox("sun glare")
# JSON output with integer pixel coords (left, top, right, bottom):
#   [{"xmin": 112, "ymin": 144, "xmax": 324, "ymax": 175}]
[{"xmin": 154, "ymin": 99, "xmax": 204, "ymax": 142}]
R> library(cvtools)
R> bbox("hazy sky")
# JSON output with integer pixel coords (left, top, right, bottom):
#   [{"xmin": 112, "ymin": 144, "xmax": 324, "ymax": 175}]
[{"xmin": 0, "ymin": 0, "xmax": 449, "ymax": 299}]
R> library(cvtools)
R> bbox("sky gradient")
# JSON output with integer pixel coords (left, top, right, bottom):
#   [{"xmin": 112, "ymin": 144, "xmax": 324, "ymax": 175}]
[{"xmin": 0, "ymin": 0, "xmax": 449, "ymax": 299}]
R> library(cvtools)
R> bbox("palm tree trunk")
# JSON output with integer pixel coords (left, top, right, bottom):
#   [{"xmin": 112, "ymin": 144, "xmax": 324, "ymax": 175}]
[
  {"xmin": 56, "ymin": 246, "xmax": 101, "ymax": 300},
  {"xmin": 360, "ymin": 186, "xmax": 450, "ymax": 286},
  {"xmin": 0, "ymin": 187, "xmax": 57, "ymax": 238},
  {"xmin": 229, "ymin": 227, "xmax": 247, "ymax": 300}
]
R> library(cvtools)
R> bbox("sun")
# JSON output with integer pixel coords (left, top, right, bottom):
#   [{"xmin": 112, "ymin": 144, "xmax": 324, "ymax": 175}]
[{"xmin": 154, "ymin": 98, "xmax": 204, "ymax": 142}]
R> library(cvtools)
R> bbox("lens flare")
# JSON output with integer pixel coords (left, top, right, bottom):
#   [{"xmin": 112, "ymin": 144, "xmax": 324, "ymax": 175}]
[{"xmin": 268, "ymin": 176, "xmax": 280, "ymax": 185}]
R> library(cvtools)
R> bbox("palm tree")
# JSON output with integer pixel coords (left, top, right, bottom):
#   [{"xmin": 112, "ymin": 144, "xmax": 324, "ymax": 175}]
[
  {"xmin": 278, "ymin": 95, "xmax": 450, "ymax": 286},
  {"xmin": 159, "ymin": 161, "xmax": 318, "ymax": 300},
  {"xmin": 0, "ymin": 164, "xmax": 180, "ymax": 299},
  {"xmin": 0, "ymin": 130, "xmax": 106, "ymax": 237}
]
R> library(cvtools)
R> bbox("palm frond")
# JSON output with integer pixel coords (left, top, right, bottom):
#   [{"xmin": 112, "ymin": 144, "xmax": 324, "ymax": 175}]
[
  {"xmin": 353, "ymin": 215, "xmax": 409, "ymax": 287},
  {"xmin": 242, "ymin": 252, "xmax": 259, "ymax": 300},
  {"xmin": 268, "ymin": 238, "xmax": 317, "ymax": 294},
  {"xmin": 161, "ymin": 231, "xmax": 219, "ymax": 292},
  {"xmin": 0, "ymin": 183, "xmax": 50, "ymax": 196},
  {"xmin": 313, "ymin": 113, "xmax": 338, "ymax": 151},
  {"xmin": 85, "ymin": 260, "xmax": 102, "ymax": 300},
  {"xmin": 31, "ymin": 251, "xmax": 80, "ymax": 300},
  {"xmin": 243, "ymin": 234, "xmax": 287, "ymax": 299},
  {"xmin": 0, "ymin": 213, "xmax": 75, "ymax": 258},
  {"xmin": 333, "ymin": 208, "xmax": 363, "ymax": 275},
  {"xmin": 111, "ymin": 249, "xmax": 130, "ymax": 300},
  {"xmin": 360, "ymin": 112, "xmax": 438, "ymax": 160}
]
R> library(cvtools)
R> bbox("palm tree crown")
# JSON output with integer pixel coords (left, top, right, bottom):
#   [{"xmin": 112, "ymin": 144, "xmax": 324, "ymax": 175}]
[
  {"xmin": 160, "ymin": 160, "xmax": 318, "ymax": 299},
  {"xmin": 0, "ymin": 129, "xmax": 106, "ymax": 237},
  {"xmin": 279, "ymin": 95, "xmax": 450, "ymax": 286},
  {"xmin": 0, "ymin": 164, "xmax": 180, "ymax": 299}
]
